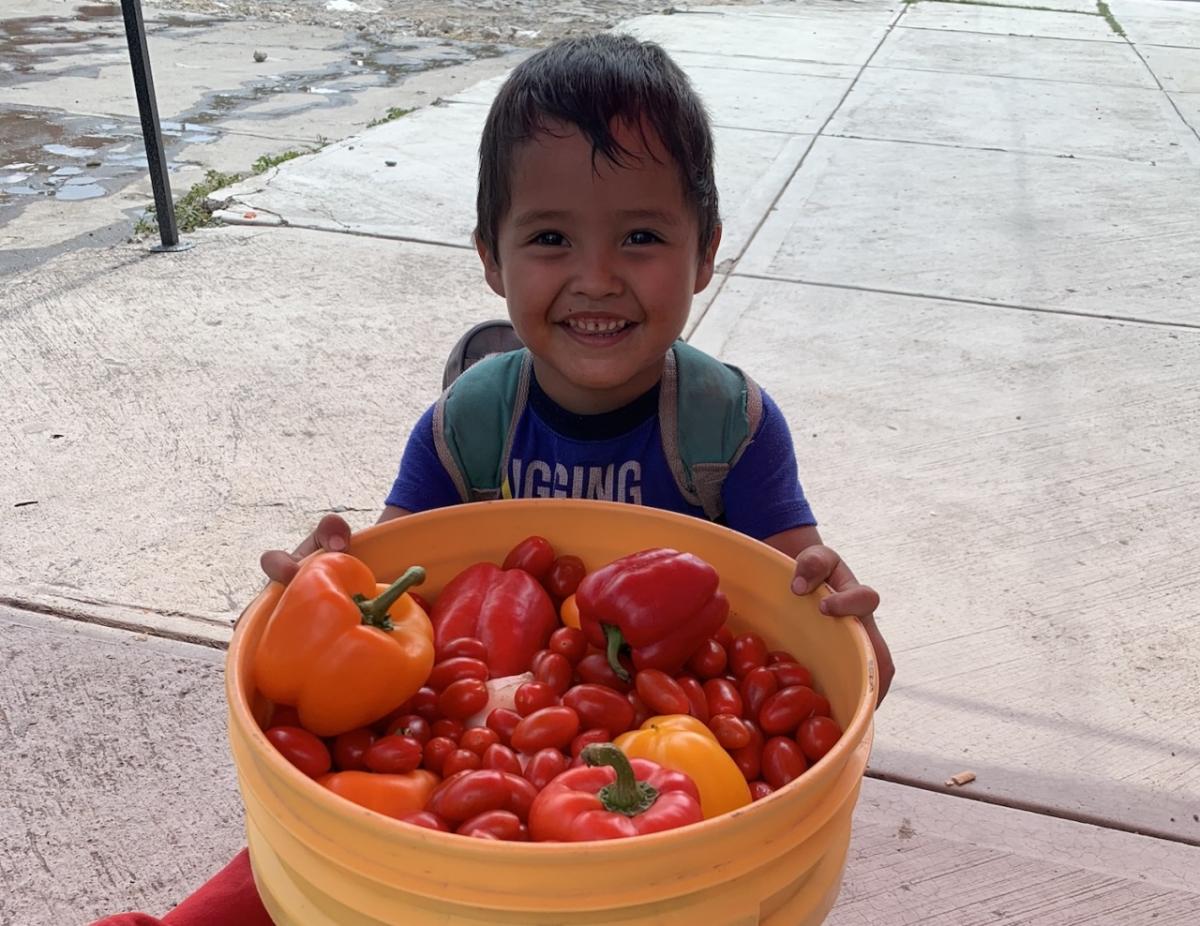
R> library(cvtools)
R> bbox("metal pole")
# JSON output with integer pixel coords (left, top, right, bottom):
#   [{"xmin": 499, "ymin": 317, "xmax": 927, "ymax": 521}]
[{"xmin": 119, "ymin": 0, "xmax": 192, "ymax": 252}]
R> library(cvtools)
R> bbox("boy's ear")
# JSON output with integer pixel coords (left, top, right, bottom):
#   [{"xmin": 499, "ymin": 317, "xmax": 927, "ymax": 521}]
[
  {"xmin": 693, "ymin": 224, "xmax": 723, "ymax": 294},
  {"xmin": 475, "ymin": 233, "xmax": 506, "ymax": 298}
]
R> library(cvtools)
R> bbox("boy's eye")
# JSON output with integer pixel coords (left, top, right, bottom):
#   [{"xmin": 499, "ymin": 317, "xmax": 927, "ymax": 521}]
[
  {"xmin": 532, "ymin": 231, "xmax": 566, "ymax": 247},
  {"xmin": 626, "ymin": 230, "xmax": 661, "ymax": 246}
]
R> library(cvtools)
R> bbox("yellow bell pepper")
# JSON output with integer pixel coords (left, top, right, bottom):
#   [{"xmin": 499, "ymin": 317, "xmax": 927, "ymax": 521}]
[{"xmin": 615, "ymin": 714, "xmax": 751, "ymax": 818}]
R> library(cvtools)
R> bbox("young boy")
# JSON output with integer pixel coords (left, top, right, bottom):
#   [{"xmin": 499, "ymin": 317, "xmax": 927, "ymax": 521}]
[
  {"xmin": 262, "ymin": 33, "xmax": 893, "ymax": 698},
  {"xmin": 96, "ymin": 32, "xmax": 892, "ymax": 926}
]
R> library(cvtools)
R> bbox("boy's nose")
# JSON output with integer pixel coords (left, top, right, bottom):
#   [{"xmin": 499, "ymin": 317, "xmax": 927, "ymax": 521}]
[{"xmin": 570, "ymin": 250, "xmax": 624, "ymax": 299}]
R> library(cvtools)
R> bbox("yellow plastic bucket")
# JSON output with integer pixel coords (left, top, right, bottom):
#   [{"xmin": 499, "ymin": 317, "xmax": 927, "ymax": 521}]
[{"xmin": 226, "ymin": 499, "xmax": 876, "ymax": 925}]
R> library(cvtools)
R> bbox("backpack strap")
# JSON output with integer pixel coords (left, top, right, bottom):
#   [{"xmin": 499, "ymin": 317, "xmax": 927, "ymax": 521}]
[
  {"xmin": 433, "ymin": 349, "xmax": 532, "ymax": 502},
  {"xmin": 660, "ymin": 340, "xmax": 763, "ymax": 521}
]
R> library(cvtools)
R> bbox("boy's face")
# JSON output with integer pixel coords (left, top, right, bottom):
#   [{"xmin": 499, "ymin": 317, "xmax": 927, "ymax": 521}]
[{"xmin": 477, "ymin": 119, "xmax": 721, "ymax": 414}]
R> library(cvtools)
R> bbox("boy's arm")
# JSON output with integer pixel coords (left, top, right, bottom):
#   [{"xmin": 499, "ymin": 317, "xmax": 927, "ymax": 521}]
[{"xmin": 764, "ymin": 524, "xmax": 895, "ymax": 706}]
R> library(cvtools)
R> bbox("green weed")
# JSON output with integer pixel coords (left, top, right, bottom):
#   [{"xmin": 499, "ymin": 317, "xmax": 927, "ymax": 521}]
[{"xmin": 367, "ymin": 106, "xmax": 415, "ymax": 128}]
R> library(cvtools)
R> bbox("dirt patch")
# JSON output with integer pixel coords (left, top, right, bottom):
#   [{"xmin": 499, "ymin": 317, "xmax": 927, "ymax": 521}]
[{"xmin": 140, "ymin": 0, "xmax": 775, "ymax": 46}]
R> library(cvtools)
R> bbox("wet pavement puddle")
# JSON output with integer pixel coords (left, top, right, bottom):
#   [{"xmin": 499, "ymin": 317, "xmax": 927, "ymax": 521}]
[{"xmin": 0, "ymin": 1, "xmax": 504, "ymax": 224}]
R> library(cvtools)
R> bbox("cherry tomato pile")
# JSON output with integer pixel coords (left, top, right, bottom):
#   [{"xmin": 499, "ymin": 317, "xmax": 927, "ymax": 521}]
[{"xmin": 259, "ymin": 535, "xmax": 843, "ymax": 842}]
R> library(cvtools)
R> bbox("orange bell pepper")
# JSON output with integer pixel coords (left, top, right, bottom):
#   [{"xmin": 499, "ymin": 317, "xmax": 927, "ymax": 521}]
[
  {"xmin": 559, "ymin": 594, "xmax": 580, "ymax": 630},
  {"xmin": 319, "ymin": 769, "xmax": 440, "ymax": 820},
  {"xmin": 615, "ymin": 714, "xmax": 751, "ymax": 819},
  {"xmin": 254, "ymin": 553, "xmax": 435, "ymax": 737}
]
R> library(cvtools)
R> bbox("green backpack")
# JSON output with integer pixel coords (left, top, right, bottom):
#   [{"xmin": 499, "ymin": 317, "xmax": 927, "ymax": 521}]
[{"xmin": 432, "ymin": 340, "xmax": 762, "ymax": 522}]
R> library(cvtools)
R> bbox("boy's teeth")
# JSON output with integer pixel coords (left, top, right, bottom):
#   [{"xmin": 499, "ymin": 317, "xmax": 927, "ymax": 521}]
[{"xmin": 567, "ymin": 318, "xmax": 627, "ymax": 334}]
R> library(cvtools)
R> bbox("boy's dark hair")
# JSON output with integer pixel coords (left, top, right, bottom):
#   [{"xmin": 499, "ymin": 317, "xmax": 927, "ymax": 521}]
[{"xmin": 475, "ymin": 33, "xmax": 719, "ymax": 261}]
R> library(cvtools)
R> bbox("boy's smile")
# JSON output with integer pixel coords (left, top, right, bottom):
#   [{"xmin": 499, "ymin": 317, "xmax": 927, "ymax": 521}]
[{"xmin": 477, "ymin": 119, "xmax": 721, "ymax": 415}]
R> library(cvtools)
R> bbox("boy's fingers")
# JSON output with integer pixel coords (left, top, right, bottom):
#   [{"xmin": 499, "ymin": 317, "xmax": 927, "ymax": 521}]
[
  {"xmin": 313, "ymin": 513, "xmax": 351, "ymax": 553},
  {"xmin": 790, "ymin": 545, "xmax": 840, "ymax": 594},
  {"xmin": 817, "ymin": 585, "xmax": 880, "ymax": 619},
  {"xmin": 260, "ymin": 550, "xmax": 302, "ymax": 586}
]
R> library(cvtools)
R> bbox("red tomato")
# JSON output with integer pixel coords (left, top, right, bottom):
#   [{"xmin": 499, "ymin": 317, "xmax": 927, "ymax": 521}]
[
  {"xmin": 627, "ymin": 690, "xmax": 651, "ymax": 729},
  {"xmin": 438, "ymin": 678, "xmax": 489, "ymax": 721},
  {"xmin": 739, "ymin": 666, "xmax": 779, "ymax": 720},
  {"xmin": 703, "ymin": 678, "xmax": 743, "ymax": 718},
  {"xmin": 502, "ymin": 536, "xmax": 556, "ymax": 580},
  {"xmin": 268, "ymin": 704, "xmax": 301, "ymax": 729},
  {"xmin": 486, "ymin": 708, "xmax": 522, "ymax": 744},
  {"xmin": 481, "ymin": 743, "xmax": 523, "ymax": 774},
  {"xmin": 686, "ymin": 638, "xmax": 728, "ymax": 679},
  {"xmin": 575, "ymin": 653, "xmax": 633, "ymax": 692},
  {"xmin": 265, "ymin": 726, "xmax": 331, "ymax": 779},
  {"xmin": 548, "ymin": 626, "xmax": 588, "ymax": 665},
  {"xmin": 460, "ymin": 727, "xmax": 501, "ymax": 756},
  {"xmin": 758, "ymin": 685, "xmax": 821, "ymax": 736},
  {"xmin": 397, "ymin": 810, "xmax": 450, "ymax": 832},
  {"xmin": 533, "ymin": 651, "xmax": 573, "ymax": 696},
  {"xmin": 634, "ymin": 669, "xmax": 690, "ymax": 715},
  {"xmin": 331, "ymin": 727, "xmax": 374, "ymax": 772},
  {"xmin": 371, "ymin": 703, "xmax": 412, "ymax": 736},
  {"xmin": 569, "ymin": 727, "xmax": 612, "ymax": 758},
  {"xmin": 730, "ymin": 720, "xmax": 764, "ymax": 782},
  {"xmin": 524, "ymin": 748, "xmax": 569, "ymax": 791},
  {"xmin": 421, "ymin": 736, "xmax": 458, "ymax": 775},
  {"xmin": 708, "ymin": 713, "xmax": 751, "ymax": 750},
  {"xmin": 729, "ymin": 633, "xmax": 768, "ymax": 678},
  {"xmin": 511, "ymin": 706, "xmax": 580, "ymax": 753},
  {"xmin": 427, "ymin": 657, "xmax": 490, "ymax": 691},
  {"xmin": 812, "ymin": 693, "xmax": 832, "ymax": 718},
  {"xmin": 767, "ymin": 650, "xmax": 797, "ymax": 665},
  {"xmin": 543, "ymin": 554, "xmax": 586, "ymax": 601},
  {"xmin": 676, "ymin": 676, "xmax": 709, "ymax": 724},
  {"xmin": 796, "ymin": 715, "xmax": 843, "ymax": 762},
  {"xmin": 431, "ymin": 718, "xmax": 464, "ymax": 742},
  {"xmin": 761, "ymin": 736, "xmax": 808, "ymax": 789},
  {"xmin": 514, "ymin": 681, "xmax": 558, "ymax": 717},
  {"xmin": 428, "ymin": 769, "xmax": 514, "ymax": 823},
  {"xmin": 384, "ymin": 714, "xmax": 431, "ymax": 745},
  {"xmin": 410, "ymin": 686, "xmax": 441, "ymax": 722},
  {"xmin": 771, "ymin": 662, "xmax": 814, "ymax": 689},
  {"xmin": 439, "ymin": 637, "xmax": 489, "ymax": 661},
  {"xmin": 443, "ymin": 748, "xmax": 482, "ymax": 776},
  {"xmin": 714, "ymin": 626, "xmax": 734, "ymax": 649},
  {"xmin": 748, "ymin": 780, "xmax": 775, "ymax": 801},
  {"xmin": 457, "ymin": 809, "xmax": 529, "ymax": 841},
  {"xmin": 364, "ymin": 735, "xmax": 423, "ymax": 774},
  {"xmin": 561, "ymin": 684, "xmax": 636, "ymax": 733}
]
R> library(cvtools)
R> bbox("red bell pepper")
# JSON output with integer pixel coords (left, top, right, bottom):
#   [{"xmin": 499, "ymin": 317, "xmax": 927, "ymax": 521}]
[
  {"xmin": 575, "ymin": 548, "xmax": 728, "ymax": 681},
  {"xmin": 528, "ymin": 743, "xmax": 703, "ymax": 841},
  {"xmin": 429, "ymin": 562, "xmax": 558, "ymax": 676}
]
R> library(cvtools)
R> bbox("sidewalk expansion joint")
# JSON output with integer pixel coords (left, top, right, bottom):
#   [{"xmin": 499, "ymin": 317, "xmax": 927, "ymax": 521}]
[
  {"xmin": 865, "ymin": 768, "xmax": 1200, "ymax": 848},
  {"xmin": 230, "ymin": 220, "xmax": 476, "ymax": 251},
  {"xmin": 730, "ymin": 0, "xmax": 906, "ymax": 267},
  {"xmin": 897, "ymin": 24, "xmax": 1125, "ymax": 45},
  {"xmin": 0, "ymin": 595, "xmax": 231, "ymax": 651},
  {"xmin": 825, "ymin": 131, "xmax": 1176, "ymax": 167},
  {"xmin": 731, "ymin": 272, "xmax": 1200, "ymax": 332}
]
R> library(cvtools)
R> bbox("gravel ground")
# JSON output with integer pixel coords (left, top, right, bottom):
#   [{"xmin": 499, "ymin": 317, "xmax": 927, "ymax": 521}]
[{"xmin": 143, "ymin": 0, "xmax": 776, "ymax": 45}]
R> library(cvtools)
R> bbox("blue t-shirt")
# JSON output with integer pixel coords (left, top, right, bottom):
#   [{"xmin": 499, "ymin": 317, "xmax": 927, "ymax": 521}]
[{"xmin": 386, "ymin": 373, "xmax": 816, "ymax": 541}]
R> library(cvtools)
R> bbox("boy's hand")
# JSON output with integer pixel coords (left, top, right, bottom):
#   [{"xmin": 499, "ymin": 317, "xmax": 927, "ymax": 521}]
[
  {"xmin": 259, "ymin": 513, "xmax": 353, "ymax": 586},
  {"xmin": 790, "ymin": 544, "xmax": 895, "ymax": 707}
]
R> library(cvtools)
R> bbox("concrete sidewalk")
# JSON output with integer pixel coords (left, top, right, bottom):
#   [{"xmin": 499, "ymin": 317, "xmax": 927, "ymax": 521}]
[{"xmin": 4, "ymin": 0, "xmax": 1200, "ymax": 922}]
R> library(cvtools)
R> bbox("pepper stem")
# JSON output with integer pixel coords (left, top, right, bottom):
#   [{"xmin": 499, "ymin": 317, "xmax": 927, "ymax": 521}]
[
  {"xmin": 355, "ymin": 566, "xmax": 426, "ymax": 631},
  {"xmin": 582, "ymin": 743, "xmax": 658, "ymax": 817},
  {"xmin": 602, "ymin": 623, "xmax": 631, "ymax": 682}
]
